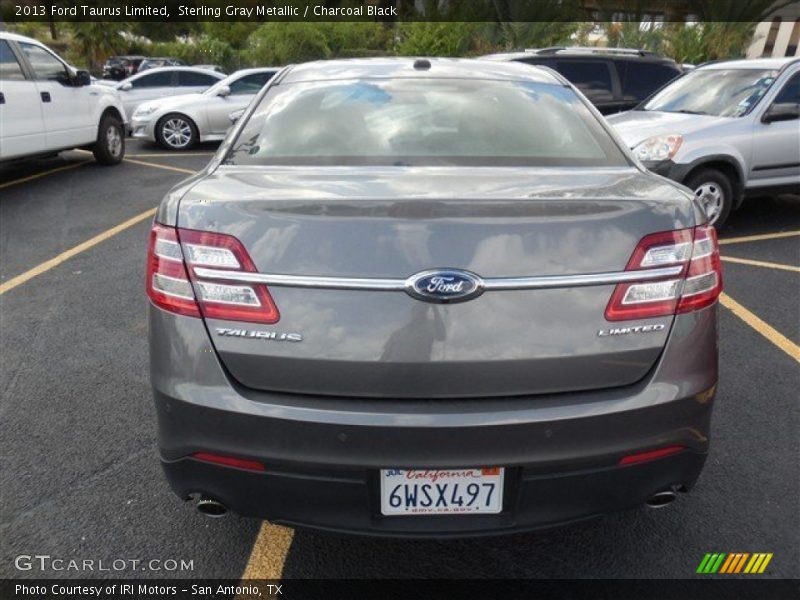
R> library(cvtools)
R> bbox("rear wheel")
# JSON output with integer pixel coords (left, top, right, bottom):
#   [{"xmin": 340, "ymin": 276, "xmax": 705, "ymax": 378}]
[
  {"xmin": 685, "ymin": 168, "xmax": 734, "ymax": 228},
  {"xmin": 92, "ymin": 114, "xmax": 125, "ymax": 165},
  {"xmin": 156, "ymin": 114, "xmax": 198, "ymax": 150}
]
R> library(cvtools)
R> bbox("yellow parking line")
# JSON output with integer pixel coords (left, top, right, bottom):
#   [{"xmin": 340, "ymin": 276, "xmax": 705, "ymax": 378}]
[
  {"xmin": 123, "ymin": 157, "xmax": 197, "ymax": 175},
  {"xmin": 719, "ymin": 230, "xmax": 800, "ymax": 245},
  {"xmin": 719, "ymin": 293, "xmax": 800, "ymax": 363},
  {"xmin": 240, "ymin": 523, "xmax": 294, "ymax": 580},
  {"xmin": 0, "ymin": 160, "xmax": 91, "ymax": 190},
  {"xmin": 0, "ymin": 207, "xmax": 156, "ymax": 295},
  {"xmin": 721, "ymin": 256, "xmax": 800, "ymax": 273},
  {"xmin": 74, "ymin": 148, "xmax": 198, "ymax": 175}
]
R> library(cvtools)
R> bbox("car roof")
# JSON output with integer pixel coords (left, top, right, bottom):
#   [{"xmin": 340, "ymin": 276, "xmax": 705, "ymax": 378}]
[
  {"xmin": 282, "ymin": 57, "xmax": 563, "ymax": 85},
  {"xmin": 482, "ymin": 47, "xmax": 676, "ymax": 63},
  {"xmin": 699, "ymin": 57, "xmax": 799, "ymax": 70},
  {"xmin": 229, "ymin": 67, "xmax": 279, "ymax": 77},
  {"xmin": 123, "ymin": 66, "xmax": 225, "ymax": 80},
  {"xmin": 0, "ymin": 31, "xmax": 47, "ymax": 46}
]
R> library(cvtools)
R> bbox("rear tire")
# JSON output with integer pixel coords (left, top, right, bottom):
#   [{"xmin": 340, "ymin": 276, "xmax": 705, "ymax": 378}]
[
  {"xmin": 92, "ymin": 114, "xmax": 125, "ymax": 166},
  {"xmin": 156, "ymin": 113, "xmax": 198, "ymax": 151},
  {"xmin": 685, "ymin": 168, "xmax": 734, "ymax": 229}
]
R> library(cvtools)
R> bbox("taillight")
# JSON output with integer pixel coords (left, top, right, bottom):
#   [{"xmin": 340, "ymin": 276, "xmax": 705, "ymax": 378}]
[
  {"xmin": 146, "ymin": 223, "xmax": 201, "ymax": 318},
  {"xmin": 146, "ymin": 222, "xmax": 280, "ymax": 324},
  {"xmin": 605, "ymin": 225, "xmax": 722, "ymax": 321}
]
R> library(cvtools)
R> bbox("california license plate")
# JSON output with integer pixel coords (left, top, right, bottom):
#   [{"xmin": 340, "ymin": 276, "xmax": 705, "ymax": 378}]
[{"xmin": 380, "ymin": 468, "xmax": 504, "ymax": 516}]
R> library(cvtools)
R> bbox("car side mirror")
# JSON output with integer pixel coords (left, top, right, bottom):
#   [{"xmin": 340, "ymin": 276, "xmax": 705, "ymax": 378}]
[
  {"xmin": 74, "ymin": 69, "xmax": 92, "ymax": 87},
  {"xmin": 229, "ymin": 108, "xmax": 245, "ymax": 124},
  {"xmin": 216, "ymin": 85, "xmax": 231, "ymax": 98},
  {"xmin": 120, "ymin": 81, "xmax": 133, "ymax": 91},
  {"xmin": 762, "ymin": 102, "xmax": 800, "ymax": 124}
]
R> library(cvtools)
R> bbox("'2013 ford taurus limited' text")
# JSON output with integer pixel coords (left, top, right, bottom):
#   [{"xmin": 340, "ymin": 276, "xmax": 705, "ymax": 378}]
[{"xmin": 147, "ymin": 58, "xmax": 721, "ymax": 536}]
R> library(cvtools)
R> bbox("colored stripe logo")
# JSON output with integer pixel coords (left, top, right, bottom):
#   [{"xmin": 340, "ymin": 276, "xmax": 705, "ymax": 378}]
[{"xmin": 697, "ymin": 553, "xmax": 773, "ymax": 574}]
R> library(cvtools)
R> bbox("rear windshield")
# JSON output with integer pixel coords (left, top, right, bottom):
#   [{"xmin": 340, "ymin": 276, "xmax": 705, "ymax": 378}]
[{"xmin": 224, "ymin": 78, "xmax": 629, "ymax": 167}]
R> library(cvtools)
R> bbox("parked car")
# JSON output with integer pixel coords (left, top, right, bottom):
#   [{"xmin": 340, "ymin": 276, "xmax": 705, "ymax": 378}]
[
  {"xmin": 131, "ymin": 68, "xmax": 278, "ymax": 150},
  {"xmin": 147, "ymin": 58, "xmax": 722, "ymax": 536},
  {"xmin": 609, "ymin": 57, "xmax": 800, "ymax": 227},
  {"xmin": 138, "ymin": 57, "xmax": 185, "ymax": 72},
  {"xmin": 112, "ymin": 66, "xmax": 225, "ymax": 120},
  {"xmin": 482, "ymin": 47, "xmax": 682, "ymax": 114},
  {"xmin": 102, "ymin": 55, "xmax": 145, "ymax": 81},
  {"xmin": 0, "ymin": 32, "xmax": 126, "ymax": 165}
]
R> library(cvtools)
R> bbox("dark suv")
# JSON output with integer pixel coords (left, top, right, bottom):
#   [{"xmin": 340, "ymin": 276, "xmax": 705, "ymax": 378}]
[
  {"xmin": 483, "ymin": 47, "xmax": 683, "ymax": 114},
  {"xmin": 102, "ymin": 55, "xmax": 145, "ymax": 81}
]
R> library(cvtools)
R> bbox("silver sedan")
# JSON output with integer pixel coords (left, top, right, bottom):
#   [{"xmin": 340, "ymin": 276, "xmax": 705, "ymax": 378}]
[{"xmin": 130, "ymin": 68, "xmax": 278, "ymax": 150}]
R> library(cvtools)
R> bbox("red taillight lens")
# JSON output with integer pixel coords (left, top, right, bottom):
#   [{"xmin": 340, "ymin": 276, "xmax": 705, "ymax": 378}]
[
  {"xmin": 191, "ymin": 452, "xmax": 266, "ymax": 472},
  {"xmin": 146, "ymin": 222, "xmax": 280, "ymax": 324},
  {"xmin": 676, "ymin": 226, "xmax": 723, "ymax": 314},
  {"xmin": 146, "ymin": 223, "xmax": 201, "ymax": 317},
  {"xmin": 618, "ymin": 445, "xmax": 686, "ymax": 466},
  {"xmin": 605, "ymin": 225, "xmax": 722, "ymax": 321}
]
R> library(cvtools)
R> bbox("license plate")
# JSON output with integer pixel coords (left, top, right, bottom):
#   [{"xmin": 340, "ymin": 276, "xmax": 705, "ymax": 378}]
[{"xmin": 380, "ymin": 468, "xmax": 504, "ymax": 516}]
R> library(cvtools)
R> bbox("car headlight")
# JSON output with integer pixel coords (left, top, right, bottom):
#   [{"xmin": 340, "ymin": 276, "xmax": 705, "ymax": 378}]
[
  {"xmin": 134, "ymin": 104, "xmax": 159, "ymax": 117},
  {"xmin": 632, "ymin": 134, "xmax": 683, "ymax": 162}
]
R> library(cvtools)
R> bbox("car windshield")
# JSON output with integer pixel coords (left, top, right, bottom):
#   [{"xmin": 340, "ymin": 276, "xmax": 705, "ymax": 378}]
[
  {"xmin": 225, "ymin": 78, "xmax": 629, "ymax": 167},
  {"xmin": 642, "ymin": 68, "xmax": 779, "ymax": 117}
]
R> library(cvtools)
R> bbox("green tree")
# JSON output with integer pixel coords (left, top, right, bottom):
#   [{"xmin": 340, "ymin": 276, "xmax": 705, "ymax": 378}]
[
  {"xmin": 603, "ymin": 21, "xmax": 665, "ymax": 52},
  {"xmin": 68, "ymin": 22, "xmax": 129, "ymax": 72},
  {"xmin": 485, "ymin": 1, "xmax": 583, "ymax": 52},
  {"xmin": 662, "ymin": 22, "xmax": 758, "ymax": 64},
  {"xmin": 317, "ymin": 22, "xmax": 390, "ymax": 57},
  {"xmin": 493, "ymin": 22, "xmax": 581, "ymax": 50},
  {"xmin": 202, "ymin": 22, "xmax": 260, "ymax": 50},
  {"xmin": 394, "ymin": 22, "xmax": 478, "ymax": 56},
  {"xmin": 246, "ymin": 23, "xmax": 332, "ymax": 66}
]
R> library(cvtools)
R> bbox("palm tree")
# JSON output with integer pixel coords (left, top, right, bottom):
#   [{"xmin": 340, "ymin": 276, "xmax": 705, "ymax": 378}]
[{"xmin": 69, "ymin": 22, "xmax": 128, "ymax": 73}]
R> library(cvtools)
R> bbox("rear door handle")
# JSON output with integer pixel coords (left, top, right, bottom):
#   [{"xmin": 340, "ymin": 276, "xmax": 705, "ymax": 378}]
[
  {"xmin": 0, "ymin": 92, "xmax": 5, "ymax": 104},
  {"xmin": 41, "ymin": 91, "xmax": 51, "ymax": 102}
]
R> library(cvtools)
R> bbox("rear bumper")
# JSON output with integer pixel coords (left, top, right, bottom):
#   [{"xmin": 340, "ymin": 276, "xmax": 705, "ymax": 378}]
[
  {"xmin": 162, "ymin": 445, "xmax": 706, "ymax": 537},
  {"xmin": 150, "ymin": 304, "xmax": 718, "ymax": 537}
]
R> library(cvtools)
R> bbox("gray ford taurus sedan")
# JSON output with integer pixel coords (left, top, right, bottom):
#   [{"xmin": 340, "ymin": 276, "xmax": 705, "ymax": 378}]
[{"xmin": 147, "ymin": 58, "xmax": 722, "ymax": 536}]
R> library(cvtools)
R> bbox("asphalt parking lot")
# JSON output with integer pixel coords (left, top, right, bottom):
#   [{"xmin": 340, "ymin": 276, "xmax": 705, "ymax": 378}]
[{"xmin": 1, "ymin": 140, "xmax": 798, "ymax": 582}]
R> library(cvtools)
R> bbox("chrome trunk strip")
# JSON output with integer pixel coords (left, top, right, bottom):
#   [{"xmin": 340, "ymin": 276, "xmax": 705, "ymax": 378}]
[{"xmin": 192, "ymin": 265, "xmax": 684, "ymax": 292}]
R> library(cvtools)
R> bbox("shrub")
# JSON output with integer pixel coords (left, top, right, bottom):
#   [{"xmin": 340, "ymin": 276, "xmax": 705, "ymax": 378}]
[
  {"xmin": 317, "ymin": 22, "xmax": 390, "ymax": 56},
  {"xmin": 662, "ymin": 22, "xmax": 757, "ymax": 65},
  {"xmin": 246, "ymin": 23, "xmax": 331, "ymax": 66},
  {"xmin": 394, "ymin": 22, "xmax": 478, "ymax": 56}
]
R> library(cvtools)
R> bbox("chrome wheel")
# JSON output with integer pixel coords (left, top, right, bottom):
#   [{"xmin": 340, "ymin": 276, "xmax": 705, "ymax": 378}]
[
  {"xmin": 694, "ymin": 182, "xmax": 724, "ymax": 225},
  {"xmin": 161, "ymin": 118, "xmax": 193, "ymax": 149},
  {"xmin": 105, "ymin": 125, "xmax": 122, "ymax": 158}
]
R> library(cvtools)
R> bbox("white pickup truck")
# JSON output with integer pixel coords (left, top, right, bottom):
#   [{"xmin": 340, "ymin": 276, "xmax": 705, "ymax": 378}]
[{"xmin": 0, "ymin": 31, "xmax": 126, "ymax": 165}]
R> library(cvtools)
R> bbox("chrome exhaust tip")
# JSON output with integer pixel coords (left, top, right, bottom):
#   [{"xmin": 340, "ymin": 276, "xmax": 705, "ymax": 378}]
[
  {"xmin": 196, "ymin": 496, "xmax": 228, "ymax": 518},
  {"xmin": 645, "ymin": 490, "xmax": 677, "ymax": 509}
]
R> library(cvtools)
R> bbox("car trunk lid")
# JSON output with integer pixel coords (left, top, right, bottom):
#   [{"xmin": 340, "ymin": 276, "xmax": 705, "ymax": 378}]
[{"xmin": 176, "ymin": 165, "xmax": 696, "ymax": 398}]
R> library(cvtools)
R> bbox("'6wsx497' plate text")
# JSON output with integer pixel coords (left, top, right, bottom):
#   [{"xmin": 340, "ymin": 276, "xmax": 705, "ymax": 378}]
[{"xmin": 380, "ymin": 468, "xmax": 504, "ymax": 516}]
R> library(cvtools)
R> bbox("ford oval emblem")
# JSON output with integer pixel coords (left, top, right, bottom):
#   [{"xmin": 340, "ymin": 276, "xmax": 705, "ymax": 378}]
[{"xmin": 405, "ymin": 269, "xmax": 485, "ymax": 303}]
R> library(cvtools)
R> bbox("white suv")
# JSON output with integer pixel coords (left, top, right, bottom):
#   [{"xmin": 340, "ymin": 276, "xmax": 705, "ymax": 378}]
[{"xmin": 0, "ymin": 32, "xmax": 127, "ymax": 165}]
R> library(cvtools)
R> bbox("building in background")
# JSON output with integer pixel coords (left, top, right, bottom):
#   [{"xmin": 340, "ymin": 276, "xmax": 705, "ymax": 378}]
[{"xmin": 749, "ymin": 4, "xmax": 800, "ymax": 57}]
